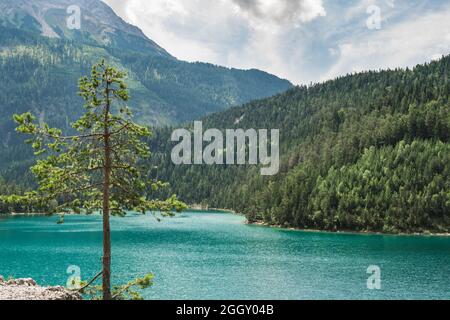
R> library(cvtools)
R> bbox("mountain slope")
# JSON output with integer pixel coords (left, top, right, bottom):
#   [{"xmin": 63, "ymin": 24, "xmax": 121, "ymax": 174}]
[
  {"xmin": 0, "ymin": 0, "xmax": 292, "ymax": 129},
  {"xmin": 1, "ymin": 54, "xmax": 449, "ymax": 233},
  {"xmin": 0, "ymin": 0, "xmax": 171, "ymax": 56},
  {"xmin": 147, "ymin": 55, "xmax": 450, "ymax": 233}
]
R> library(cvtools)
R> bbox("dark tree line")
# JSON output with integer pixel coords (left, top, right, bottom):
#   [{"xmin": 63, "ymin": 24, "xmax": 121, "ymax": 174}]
[
  {"xmin": 0, "ymin": 24, "xmax": 291, "ymax": 185},
  {"xmin": 1, "ymin": 42, "xmax": 449, "ymax": 234},
  {"xmin": 144, "ymin": 55, "xmax": 450, "ymax": 234}
]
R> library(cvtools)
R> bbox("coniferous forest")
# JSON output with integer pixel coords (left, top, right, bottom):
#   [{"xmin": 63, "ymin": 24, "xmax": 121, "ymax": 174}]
[
  {"xmin": 1, "ymin": 52, "xmax": 449, "ymax": 234},
  {"xmin": 145, "ymin": 55, "xmax": 450, "ymax": 234}
]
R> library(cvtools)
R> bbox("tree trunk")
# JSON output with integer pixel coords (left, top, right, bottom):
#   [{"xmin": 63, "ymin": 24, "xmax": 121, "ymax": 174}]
[
  {"xmin": 102, "ymin": 81, "xmax": 112, "ymax": 300},
  {"xmin": 102, "ymin": 171, "xmax": 111, "ymax": 300}
]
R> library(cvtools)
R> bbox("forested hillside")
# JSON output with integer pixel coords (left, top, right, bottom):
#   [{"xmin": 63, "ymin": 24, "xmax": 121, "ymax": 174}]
[
  {"xmin": 0, "ymin": 0, "xmax": 291, "ymax": 183},
  {"xmin": 0, "ymin": 0, "xmax": 291, "ymax": 191},
  {"xmin": 146, "ymin": 55, "xmax": 450, "ymax": 234},
  {"xmin": 1, "ymin": 42, "xmax": 449, "ymax": 233}
]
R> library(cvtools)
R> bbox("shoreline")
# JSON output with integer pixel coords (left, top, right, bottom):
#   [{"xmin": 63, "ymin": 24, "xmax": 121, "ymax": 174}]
[
  {"xmin": 247, "ymin": 220, "xmax": 450, "ymax": 237},
  {"xmin": 3, "ymin": 209, "xmax": 449, "ymax": 237},
  {"xmin": 189, "ymin": 208, "xmax": 450, "ymax": 237},
  {"xmin": 0, "ymin": 277, "xmax": 81, "ymax": 300},
  {"xmin": 188, "ymin": 205, "xmax": 237, "ymax": 214},
  {"xmin": 1, "ymin": 212, "xmax": 51, "ymax": 217}
]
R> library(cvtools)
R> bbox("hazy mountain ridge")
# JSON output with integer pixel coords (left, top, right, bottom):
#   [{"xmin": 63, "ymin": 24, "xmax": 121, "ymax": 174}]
[{"xmin": 0, "ymin": 0, "xmax": 292, "ymax": 128}]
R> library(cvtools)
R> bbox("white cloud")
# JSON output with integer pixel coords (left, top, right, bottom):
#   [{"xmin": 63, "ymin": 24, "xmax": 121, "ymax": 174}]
[
  {"xmin": 102, "ymin": 0, "xmax": 450, "ymax": 85},
  {"xmin": 230, "ymin": 0, "xmax": 326, "ymax": 28},
  {"xmin": 102, "ymin": 0, "xmax": 327, "ymax": 82},
  {"xmin": 323, "ymin": 6, "xmax": 450, "ymax": 81}
]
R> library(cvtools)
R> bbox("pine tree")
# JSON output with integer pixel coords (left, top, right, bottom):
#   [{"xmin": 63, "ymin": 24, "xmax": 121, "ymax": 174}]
[{"xmin": 10, "ymin": 60, "xmax": 186, "ymax": 300}]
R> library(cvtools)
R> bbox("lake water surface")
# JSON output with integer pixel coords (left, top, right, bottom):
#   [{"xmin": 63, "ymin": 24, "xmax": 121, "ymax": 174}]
[{"xmin": 0, "ymin": 211, "xmax": 449, "ymax": 299}]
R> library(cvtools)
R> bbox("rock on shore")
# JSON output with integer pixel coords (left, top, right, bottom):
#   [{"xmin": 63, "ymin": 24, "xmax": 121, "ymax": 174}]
[{"xmin": 0, "ymin": 276, "xmax": 82, "ymax": 300}]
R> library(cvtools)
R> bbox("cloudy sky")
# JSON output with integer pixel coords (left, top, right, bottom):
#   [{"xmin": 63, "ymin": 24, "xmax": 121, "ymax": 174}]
[{"xmin": 102, "ymin": 0, "xmax": 450, "ymax": 84}]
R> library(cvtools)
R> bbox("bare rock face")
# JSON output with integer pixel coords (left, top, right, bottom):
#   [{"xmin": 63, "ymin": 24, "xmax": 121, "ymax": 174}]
[{"xmin": 0, "ymin": 277, "xmax": 82, "ymax": 300}]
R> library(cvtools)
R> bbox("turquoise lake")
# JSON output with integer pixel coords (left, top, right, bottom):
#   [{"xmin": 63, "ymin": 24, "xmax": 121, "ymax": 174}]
[{"xmin": 0, "ymin": 211, "xmax": 449, "ymax": 300}]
